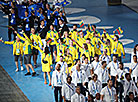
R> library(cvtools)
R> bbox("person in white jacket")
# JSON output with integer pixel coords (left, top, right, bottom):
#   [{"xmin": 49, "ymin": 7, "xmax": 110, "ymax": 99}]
[{"xmin": 71, "ymin": 86, "xmax": 85, "ymax": 102}]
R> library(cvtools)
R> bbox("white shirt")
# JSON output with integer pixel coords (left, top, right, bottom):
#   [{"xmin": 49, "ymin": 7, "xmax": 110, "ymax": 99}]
[
  {"xmin": 130, "ymin": 62, "xmax": 138, "ymax": 82},
  {"xmin": 98, "ymin": 67, "xmax": 109, "ymax": 84},
  {"xmin": 71, "ymin": 64, "xmax": 77, "ymax": 72},
  {"xmin": 71, "ymin": 93, "xmax": 85, "ymax": 102},
  {"xmin": 123, "ymin": 80, "xmax": 138, "ymax": 97},
  {"xmin": 91, "ymin": 61, "xmax": 101, "ymax": 75},
  {"xmin": 71, "ymin": 70, "xmax": 88, "ymax": 86},
  {"xmin": 99, "ymin": 55, "xmax": 111, "ymax": 64},
  {"xmin": 52, "ymin": 70, "xmax": 66, "ymax": 87},
  {"xmin": 117, "ymin": 68, "xmax": 127, "ymax": 82},
  {"xmin": 101, "ymin": 86, "xmax": 117, "ymax": 102},
  {"xmin": 62, "ymin": 83, "xmax": 76, "ymax": 101},
  {"xmin": 80, "ymin": 63, "xmax": 91, "ymax": 77},
  {"xmin": 56, "ymin": 61, "xmax": 68, "ymax": 73},
  {"xmin": 107, "ymin": 61, "xmax": 119, "ymax": 77},
  {"xmin": 88, "ymin": 80, "xmax": 102, "ymax": 97},
  {"xmin": 131, "ymin": 51, "xmax": 138, "ymax": 63}
]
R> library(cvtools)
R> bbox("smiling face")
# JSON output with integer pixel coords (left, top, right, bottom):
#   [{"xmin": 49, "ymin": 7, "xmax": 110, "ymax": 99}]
[{"xmin": 31, "ymin": 28, "xmax": 35, "ymax": 34}]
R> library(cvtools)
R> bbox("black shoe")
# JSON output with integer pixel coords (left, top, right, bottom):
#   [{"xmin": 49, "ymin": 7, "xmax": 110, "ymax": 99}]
[
  {"xmin": 32, "ymin": 72, "xmax": 36, "ymax": 76},
  {"xmin": 25, "ymin": 72, "xmax": 31, "ymax": 76}
]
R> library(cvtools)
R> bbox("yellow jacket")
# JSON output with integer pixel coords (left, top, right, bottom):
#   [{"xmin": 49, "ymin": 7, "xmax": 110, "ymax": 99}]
[
  {"xmin": 46, "ymin": 30, "xmax": 59, "ymax": 45},
  {"xmin": 63, "ymin": 37, "xmax": 70, "ymax": 46},
  {"xmin": 16, "ymin": 33, "xmax": 32, "ymax": 55},
  {"xmin": 98, "ymin": 38, "xmax": 111, "ymax": 56},
  {"xmin": 70, "ymin": 30, "xmax": 78, "ymax": 41},
  {"xmin": 30, "ymin": 33, "xmax": 43, "ymax": 47},
  {"xmin": 56, "ymin": 43, "xmax": 66, "ymax": 62},
  {"xmin": 80, "ymin": 49, "xmax": 91, "ymax": 62},
  {"xmin": 68, "ymin": 46, "xmax": 78, "ymax": 62},
  {"xmin": 106, "ymin": 34, "xmax": 125, "ymax": 57},
  {"xmin": 4, "ymin": 40, "xmax": 23, "ymax": 55},
  {"xmin": 77, "ymin": 36, "xmax": 86, "ymax": 48},
  {"xmin": 84, "ymin": 30, "xmax": 94, "ymax": 39},
  {"xmin": 87, "ymin": 43, "xmax": 95, "ymax": 57},
  {"xmin": 92, "ymin": 37, "xmax": 101, "ymax": 55}
]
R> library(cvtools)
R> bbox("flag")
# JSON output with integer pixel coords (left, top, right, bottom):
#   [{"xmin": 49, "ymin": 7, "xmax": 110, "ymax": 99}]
[
  {"xmin": 116, "ymin": 27, "xmax": 123, "ymax": 35},
  {"xmin": 60, "ymin": 0, "xmax": 71, "ymax": 7},
  {"xmin": 36, "ymin": 3, "xmax": 44, "ymax": 10},
  {"xmin": 16, "ymin": 5, "xmax": 26, "ymax": 19},
  {"xmin": 0, "ymin": 1, "xmax": 8, "ymax": 6},
  {"xmin": 28, "ymin": 4, "xmax": 37, "ymax": 16},
  {"xmin": 79, "ymin": 20, "xmax": 84, "ymax": 28},
  {"xmin": 88, "ymin": 24, "xmax": 93, "ymax": 31}
]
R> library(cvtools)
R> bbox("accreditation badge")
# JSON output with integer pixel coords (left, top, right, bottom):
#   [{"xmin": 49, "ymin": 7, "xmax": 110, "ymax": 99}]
[{"xmin": 16, "ymin": 49, "xmax": 20, "ymax": 54}]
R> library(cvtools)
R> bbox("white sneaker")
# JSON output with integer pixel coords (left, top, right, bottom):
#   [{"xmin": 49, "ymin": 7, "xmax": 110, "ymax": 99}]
[
  {"xmin": 15, "ymin": 69, "xmax": 19, "ymax": 72},
  {"xmin": 21, "ymin": 66, "xmax": 24, "ymax": 71}
]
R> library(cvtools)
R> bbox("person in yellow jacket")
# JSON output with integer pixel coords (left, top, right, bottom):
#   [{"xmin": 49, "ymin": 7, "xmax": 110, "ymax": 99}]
[
  {"xmin": 0, "ymin": 37, "xmax": 24, "ymax": 72},
  {"xmin": 15, "ymin": 31, "xmax": 36, "ymax": 76},
  {"xmin": 34, "ymin": 46, "xmax": 52, "ymax": 85},
  {"xmin": 107, "ymin": 34, "xmax": 125, "ymax": 62},
  {"xmin": 68, "ymin": 40, "xmax": 78, "ymax": 64},
  {"xmin": 80, "ymin": 43, "xmax": 91, "ymax": 62},
  {"xmin": 30, "ymin": 28, "xmax": 43, "ymax": 68},
  {"xmin": 63, "ymin": 31, "xmax": 70, "ymax": 46},
  {"xmin": 76, "ymin": 31, "xmax": 86, "ymax": 55},
  {"xmin": 98, "ymin": 38, "xmax": 111, "ymax": 56},
  {"xmin": 56, "ymin": 38, "xmax": 66, "ymax": 62},
  {"xmin": 69, "ymin": 24, "xmax": 79, "ymax": 43},
  {"xmin": 64, "ymin": 48, "xmax": 74, "ymax": 73},
  {"xmin": 46, "ymin": 24, "xmax": 59, "ymax": 60},
  {"xmin": 91, "ymin": 32, "xmax": 102, "ymax": 56},
  {"xmin": 86, "ymin": 38, "xmax": 95, "ymax": 59}
]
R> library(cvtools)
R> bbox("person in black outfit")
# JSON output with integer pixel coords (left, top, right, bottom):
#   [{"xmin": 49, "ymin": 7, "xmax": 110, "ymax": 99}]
[
  {"xmin": 0, "ymin": 2, "xmax": 18, "ymax": 41},
  {"xmin": 58, "ymin": 11, "xmax": 68, "ymax": 24},
  {"xmin": 57, "ymin": 19, "xmax": 69, "ymax": 38}
]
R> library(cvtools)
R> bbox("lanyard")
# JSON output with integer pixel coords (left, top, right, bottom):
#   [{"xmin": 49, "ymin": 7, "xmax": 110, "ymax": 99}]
[
  {"xmin": 56, "ymin": 71, "xmax": 61, "ymax": 80},
  {"xmin": 112, "ymin": 62, "xmax": 118, "ymax": 71},
  {"xmin": 85, "ymin": 64, "xmax": 89, "ymax": 71},
  {"xmin": 92, "ymin": 82, "xmax": 97, "ymax": 90},
  {"xmin": 16, "ymin": 42, "xmax": 20, "ymax": 49},
  {"xmin": 114, "ymin": 42, "xmax": 118, "ymax": 50},
  {"xmin": 77, "ymin": 71, "xmax": 82, "ymax": 79},
  {"xmin": 94, "ymin": 62, "xmax": 99, "ymax": 71},
  {"xmin": 102, "ymin": 68, "xmax": 106, "ymax": 77},
  {"xmin": 66, "ymin": 83, "xmax": 74, "ymax": 91},
  {"xmin": 126, "ymin": 82, "xmax": 131, "ymax": 94},
  {"xmin": 61, "ymin": 62, "xmax": 65, "ymax": 69},
  {"xmin": 107, "ymin": 86, "xmax": 113, "ymax": 97},
  {"xmin": 120, "ymin": 70, "xmax": 124, "ymax": 77},
  {"xmin": 132, "ymin": 63, "xmax": 138, "ymax": 71}
]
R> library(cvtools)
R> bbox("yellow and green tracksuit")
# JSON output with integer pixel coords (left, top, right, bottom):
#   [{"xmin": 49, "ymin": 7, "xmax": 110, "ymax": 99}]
[
  {"xmin": 56, "ymin": 43, "xmax": 66, "ymax": 62},
  {"xmin": 106, "ymin": 34, "xmax": 125, "ymax": 57},
  {"xmin": 98, "ymin": 38, "xmax": 111, "ymax": 56},
  {"xmin": 92, "ymin": 37, "xmax": 102, "ymax": 55},
  {"xmin": 46, "ymin": 30, "xmax": 59, "ymax": 45},
  {"xmin": 68, "ymin": 46, "xmax": 78, "ymax": 64},
  {"xmin": 34, "ymin": 46, "xmax": 52, "ymax": 72},
  {"xmin": 4, "ymin": 40, "xmax": 23, "ymax": 56},
  {"xmin": 30, "ymin": 33, "xmax": 43, "ymax": 47}
]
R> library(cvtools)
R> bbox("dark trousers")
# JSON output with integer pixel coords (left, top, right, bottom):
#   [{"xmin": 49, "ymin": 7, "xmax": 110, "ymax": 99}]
[
  {"xmin": 54, "ymin": 87, "xmax": 62, "ymax": 102},
  {"xmin": 25, "ymin": 31, "xmax": 30, "ymax": 38},
  {"xmin": 77, "ymin": 83, "xmax": 89, "ymax": 96},
  {"xmin": 111, "ymin": 76, "xmax": 116, "ymax": 87},
  {"xmin": 65, "ymin": 100, "xmax": 71, "ymax": 102},
  {"xmin": 117, "ymin": 82, "xmax": 124, "ymax": 102},
  {"xmin": 8, "ymin": 25, "xmax": 17, "ymax": 41}
]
